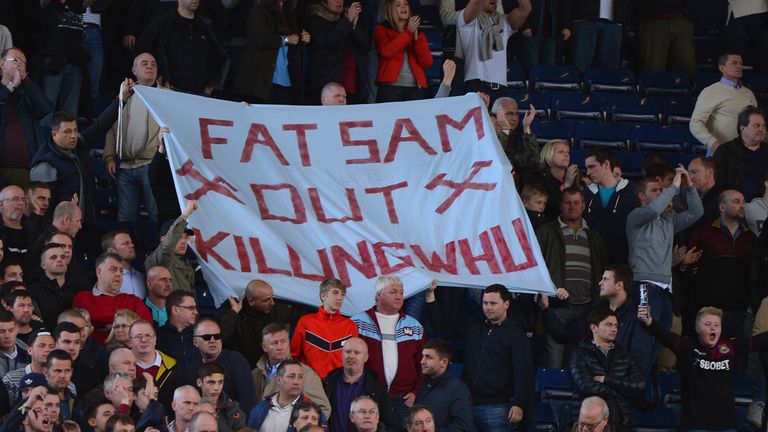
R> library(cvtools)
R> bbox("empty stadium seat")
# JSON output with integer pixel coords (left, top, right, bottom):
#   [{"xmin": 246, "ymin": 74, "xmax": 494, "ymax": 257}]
[
  {"xmin": 551, "ymin": 93, "xmax": 603, "ymax": 120},
  {"xmin": 630, "ymin": 124, "xmax": 689, "ymax": 152},
  {"xmin": 530, "ymin": 64, "xmax": 582, "ymax": 92},
  {"xmin": 584, "ymin": 67, "xmax": 637, "ymax": 93},
  {"xmin": 507, "ymin": 63, "xmax": 528, "ymax": 91},
  {"xmin": 658, "ymin": 372, "xmax": 681, "ymax": 407},
  {"xmin": 532, "ymin": 119, "xmax": 573, "ymax": 143},
  {"xmin": 606, "ymin": 94, "xmax": 661, "ymax": 123},
  {"xmin": 633, "ymin": 407, "xmax": 679, "ymax": 432},
  {"xmin": 534, "ymin": 402, "xmax": 557, "ymax": 432},
  {"xmin": 639, "ymin": 70, "xmax": 690, "ymax": 96},
  {"xmin": 536, "ymin": 368, "xmax": 575, "ymax": 400},
  {"xmin": 663, "ymin": 98, "xmax": 696, "ymax": 124},
  {"xmin": 424, "ymin": 55, "xmax": 443, "ymax": 83},
  {"xmin": 419, "ymin": 4, "xmax": 441, "ymax": 30},
  {"xmin": 693, "ymin": 71, "xmax": 721, "ymax": 95},
  {"xmin": 745, "ymin": 74, "xmax": 768, "ymax": 99},
  {"xmin": 424, "ymin": 30, "xmax": 443, "ymax": 57},
  {"xmin": 508, "ymin": 91, "xmax": 551, "ymax": 118},
  {"xmin": 574, "ymin": 121, "xmax": 630, "ymax": 150}
]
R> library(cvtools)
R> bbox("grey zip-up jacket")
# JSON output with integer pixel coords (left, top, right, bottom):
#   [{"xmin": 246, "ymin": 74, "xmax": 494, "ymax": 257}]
[{"xmin": 626, "ymin": 185, "xmax": 703, "ymax": 285}]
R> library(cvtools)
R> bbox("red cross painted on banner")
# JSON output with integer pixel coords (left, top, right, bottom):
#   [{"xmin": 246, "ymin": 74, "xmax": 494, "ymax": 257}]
[
  {"xmin": 175, "ymin": 159, "xmax": 245, "ymax": 204},
  {"xmin": 425, "ymin": 160, "xmax": 497, "ymax": 214}
]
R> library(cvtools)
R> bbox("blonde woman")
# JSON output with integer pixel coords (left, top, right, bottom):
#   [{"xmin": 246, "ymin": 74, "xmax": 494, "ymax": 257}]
[
  {"xmin": 373, "ymin": 0, "xmax": 433, "ymax": 102},
  {"xmin": 105, "ymin": 309, "xmax": 141, "ymax": 352},
  {"xmin": 525, "ymin": 139, "xmax": 579, "ymax": 221}
]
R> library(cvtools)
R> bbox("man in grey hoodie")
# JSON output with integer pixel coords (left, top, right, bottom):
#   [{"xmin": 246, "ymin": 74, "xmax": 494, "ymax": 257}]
[
  {"xmin": 745, "ymin": 172, "xmax": 768, "ymax": 236},
  {"xmin": 626, "ymin": 165, "xmax": 703, "ymax": 350}
]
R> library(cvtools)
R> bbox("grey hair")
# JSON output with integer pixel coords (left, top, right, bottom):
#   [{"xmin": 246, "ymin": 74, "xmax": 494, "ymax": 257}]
[
  {"xmin": 490, "ymin": 97, "xmax": 517, "ymax": 115},
  {"xmin": 374, "ymin": 276, "xmax": 403, "ymax": 301},
  {"xmin": 103, "ymin": 372, "xmax": 132, "ymax": 389},
  {"xmin": 350, "ymin": 395, "xmax": 377, "ymax": 413},
  {"xmin": 582, "ymin": 396, "xmax": 609, "ymax": 419}
]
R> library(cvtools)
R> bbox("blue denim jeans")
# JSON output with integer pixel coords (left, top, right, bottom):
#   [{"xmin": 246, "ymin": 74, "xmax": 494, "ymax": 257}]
[
  {"xmin": 473, "ymin": 403, "xmax": 520, "ymax": 432},
  {"xmin": 82, "ymin": 25, "xmax": 104, "ymax": 97},
  {"xmin": 572, "ymin": 20, "xmax": 622, "ymax": 72},
  {"xmin": 43, "ymin": 64, "xmax": 82, "ymax": 117},
  {"xmin": 117, "ymin": 164, "xmax": 158, "ymax": 222}
]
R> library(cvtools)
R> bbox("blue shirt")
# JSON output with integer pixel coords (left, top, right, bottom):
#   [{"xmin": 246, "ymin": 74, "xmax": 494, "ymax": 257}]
[
  {"xmin": 720, "ymin": 77, "xmax": 742, "ymax": 90},
  {"xmin": 145, "ymin": 298, "xmax": 168, "ymax": 327},
  {"xmin": 598, "ymin": 185, "xmax": 618, "ymax": 208},
  {"xmin": 333, "ymin": 374, "xmax": 364, "ymax": 432},
  {"xmin": 272, "ymin": 45, "xmax": 291, "ymax": 87}
]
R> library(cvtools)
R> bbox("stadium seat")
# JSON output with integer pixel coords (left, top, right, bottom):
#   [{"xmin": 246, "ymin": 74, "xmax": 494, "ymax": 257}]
[
  {"xmin": 658, "ymin": 372, "xmax": 681, "ymax": 407},
  {"xmin": 507, "ymin": 63, "xmax": 528, "ymax": 91},
  {"xmin": 419, "ymin": 4, "xmax": 441, "ymax": 30},
  {"xmin": 745, "ymin": 74, "xmax": 768, "ymax": 99},
  {"xmin": 424, "ymin": 30, "xmax": 443, "ymax": 57},
  {"xmin": 449, "ymin": 362, "xmax": 463, "ymax": 377},
  {"xmin": 534, "ymin": 401, "xmax": 557, "ymax": 432},
  {"xmin": 584, "ymin": 67, "xmax": 637, "ymax": 93},
  {"xmin": 424, "ymin": 55, "xmax": 443, "ymax": 83},
  {"xmin": 606, "ymin": 94, "xmax": 661, "ymax": 123},
  {"xmin": 574, "ymin": 121, "xmax": 630, "ymax": 150},
  {"xmin": 536, "ymin": 368, "xmax": 575, "ymax": 400},
  {"xmin": 694, "ymin": 37, "xmax": 721, "ymax": 72},
  {"xmin": 693, "ymin": 71, "xmax": 721, "ymax": 95},
  {"xmin": 530, "ymin": 64, "xmax": 582, "ymax": 92},
  {"xmin": 663, "ymin": 98, "xmax": 696, "ymax": 124},
  {"xmin": 531, "ymin": 119, "xmax": 573, "ymax": 143},
  {"xmin": 638, "ymin": 70, "xmax": 690, "ymax": 96},
  {"xmin": 633, "ymin": 407, "xmax": 679, "ymax": 432},
  {"xmin": 630, "ymin": 123, "xmax": 689, "ymax": 152},
  {"xmin": 686, "ymin": 129, "xmax": 707, "ymax": 153},
  {"xmin": 508, "ymin": 91, "xmax": 551, "ymax": 118},
  {"xmin": 551, "ymin": 93, "xmax": 603, "ymax": 120}
]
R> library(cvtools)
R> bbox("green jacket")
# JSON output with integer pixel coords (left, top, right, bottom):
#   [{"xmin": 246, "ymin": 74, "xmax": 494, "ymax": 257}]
[
  {"xmin": 144, "ymin": 215, "xmax": 196, "ymax": 292},
  {"xmin": 535, "ymin": 218, "xmax": 607, "ymax": 301}
]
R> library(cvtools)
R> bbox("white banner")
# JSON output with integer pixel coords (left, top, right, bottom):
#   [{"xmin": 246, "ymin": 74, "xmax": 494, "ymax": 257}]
[{"xmin": 134, "ymin": 87, "xmax": 555, "ymax": 315}]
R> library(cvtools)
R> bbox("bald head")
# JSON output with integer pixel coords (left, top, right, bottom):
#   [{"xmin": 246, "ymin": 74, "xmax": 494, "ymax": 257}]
[
  {"xmin": 245, "ymin": 280, "xmax": 275, "ymax": 314},
  {"xmin": 718, "ymin": 189, "xmax": 746, "ymax": 221},
  {"xmin": 342, "ymin": 337, "xmax": 368, "ymax": 375},
  {"xmin": 189, "ymin": 411, "xmax": 218, "ymax": 432},
  {"xmin": 52, "ymin": 201, "xmax": 83, "ymax": 237},
  {"xmin": 109, "ymin": 348, "xmax": 137, "ymax": 376},
  {"xmin": 132, "ymin": 52, "xmax": 158, "ymax": 86},
  {"xmin": 321, "ymin": 82, "xmax": 347, "ymax": 106}
]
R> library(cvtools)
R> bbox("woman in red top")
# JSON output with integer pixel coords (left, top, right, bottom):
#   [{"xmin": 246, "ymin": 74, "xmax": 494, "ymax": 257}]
[{"xmin": 373, "ymin": 0, "xmax": 433, "ymax": 102}]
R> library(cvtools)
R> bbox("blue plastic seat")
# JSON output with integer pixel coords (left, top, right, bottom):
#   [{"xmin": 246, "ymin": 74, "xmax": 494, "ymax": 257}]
[
  {"xmin": 639, "ymin": 70, "xmax": 690, "ymax": 96},
  {"xmin": 419, "ymin": 4, "xmax": 441, "ymax": 30},
  {"xmin": 530, "ymin": 64, "xmax": 582, "ymax": 92},
  {"xmin": 535, "ymin": 368, "xmax": 575, "ymax": 400},
  {"xmin": 630, "ymin": 124, "xmax": 689, "ymax": 152},
  {"xmin": 531, "ymin": 119, "xmax": 573, "ymax": 143},
  {"xmin": 506, "ymin": 63, "xmax": 527, "ymax": 91},
  {"xmin": 584, "ymin": 67, "xmax": 637, "ymax": 93},
  {"xmin": 424, "ymin": 30, "xmax": 443, "ymax": 57},
  {"xmin": 745, "ymin": 73, "xmax": 768, "ymax": 99},
  {"xmin": 507, "ymin": 91, "xmax": 551, "ymax": 118},
  {"xmin": 607, "ymin": 94, "xmax": 661, "ymax": 123},
  {"xmin": 632, "ymin": 407, "xmax": 679, "ymax": 432},
  {"xmin": 574, "ymin": 121, "xmax": 630, "ymax": 150},
  {"xmin": 658, "ymin": 372, "xmax": 681, "ymax": 406},
  {"xmin": 663, "ymin": 98, "xmax": 696, "ymax": 124},
  {"xmin": 693, "ymin": 71, "xmax": 721, "ymax": 95},
  {"xmin": 534, "ymin": 402, "xmax": 557, "ymax": 432},
  {"xmin": 551, "ymin": 93, "xmax": 603, "ymax": 120}
]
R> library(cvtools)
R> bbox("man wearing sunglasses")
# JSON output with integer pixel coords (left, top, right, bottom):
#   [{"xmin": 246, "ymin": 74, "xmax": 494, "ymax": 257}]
[{"xmin": 187, "ymin": 318, "xmax": 256, "ymax": 413}]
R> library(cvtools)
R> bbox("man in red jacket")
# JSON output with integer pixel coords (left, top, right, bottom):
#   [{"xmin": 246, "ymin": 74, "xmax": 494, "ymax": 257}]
[
  {"xmin": 73, "ymin": 252, "xmax": 152, "ymax": 344},
  {"xmin": 291, "ymin": 278, "xmax": 358, "ymax": 379}
]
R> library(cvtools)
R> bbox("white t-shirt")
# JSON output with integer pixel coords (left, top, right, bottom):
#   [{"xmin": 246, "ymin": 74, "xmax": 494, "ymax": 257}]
[
  {"xmin": 375, "ymin": 312, "xmax": 400, "ymax": 388},
  {"xmin": 457, "ymin": 11, "xmax": 514, "ymax": 86},
  {"xmin": 261, "ymin": 394, "xmax": 299, "ymax": 432}
]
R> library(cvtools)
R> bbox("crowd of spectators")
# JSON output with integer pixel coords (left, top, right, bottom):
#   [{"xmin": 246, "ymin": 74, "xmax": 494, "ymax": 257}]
[{"xmin": 2, "ymin": 0, "xmax": 768, "ymax": 431}]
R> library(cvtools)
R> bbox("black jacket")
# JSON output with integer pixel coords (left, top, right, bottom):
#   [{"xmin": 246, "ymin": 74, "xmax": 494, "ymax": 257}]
[
  {"xmin": 416, "ymin": 370, "xmax": 476, "ymax": 432},
  {"xmin": 583, "ymin": 180, "xmax": 638, "ymax": 265},
  {"xmin": 713, "ymin": 137, "xmax": 768, "ymax": 197},
  {"xmin": 156, "ymin": 323, "xmax": 196, "ymax": 364},
  {"xmin": 426, "ymin": 302, "xmax": 534, "ymax": 408},
  {"xmin": 29, "ymin": 99, "xmax": 119, "ymax": 224},
  {"xmin": 323, "ymin": 367, "xmax": 397, "ymax": 432},
  {"xmin": 569, "ymin": 340, "xmax": 645, "ymax": 431},
  {"xmin": 0, "ymin": 78, "xmax": 52, "ymax": 163},
  {"xmin": 134, "ymin": 10, "xmax": 230, "ymax": 93},
  {"xmin": 305, "ymin": 4, "xmax": 371, "ymax": 103},
  {"xmin": 29, "ymin": 273, "xmax": 89, "ymax": 329}
]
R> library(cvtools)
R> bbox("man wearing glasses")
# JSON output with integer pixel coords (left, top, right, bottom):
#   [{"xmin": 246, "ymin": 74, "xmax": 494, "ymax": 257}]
[
  {"xmin": 574, "ymin": 397, "xmax": 610, "ymax": 432},
  {"xmin": 348, "ymin": 396, "xmax": 382, "ymax": 432},
  {"xmin": 73, "ymin": 252, "xmax": 152, "ymax": 344},
  {"xmin": 129, "ymin": 319, "xmax": 181, "ymax": 411},
  {"xmin": 156, "ymin": 290, "xmax": 197, "ymax": 361},
  {"xmin": 0, "ymin": 48, "xmax": 52, "ymax": 186},
  {"xmin": 186, "ymin": 318, "xmax": 256, "ymax": 413},
  {"xmin": 1, "ymin": 185, "xmax": 32, "ymax": 263}
]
